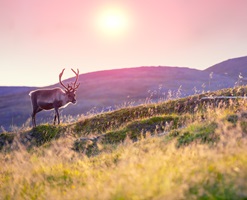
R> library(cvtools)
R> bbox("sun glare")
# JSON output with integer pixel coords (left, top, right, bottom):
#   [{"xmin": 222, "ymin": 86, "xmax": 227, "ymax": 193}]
[{"xmin": 96, "ymin": 6, "xmax": 130, "ymax": 37}]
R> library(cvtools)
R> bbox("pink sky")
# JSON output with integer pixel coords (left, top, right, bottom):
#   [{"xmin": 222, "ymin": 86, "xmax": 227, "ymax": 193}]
[{"xmin": 0, "ymin": 0, "xmax": 247, "ymax": 86}]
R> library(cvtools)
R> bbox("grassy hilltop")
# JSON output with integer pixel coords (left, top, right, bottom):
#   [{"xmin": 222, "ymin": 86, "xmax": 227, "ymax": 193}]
[
  {"xmin": 2, "ymin": 56, "xmax": 247, "ymax": 131},
  {"xmin": 1, "ymin": 86, "xmax": 247, "ymax": 199}
]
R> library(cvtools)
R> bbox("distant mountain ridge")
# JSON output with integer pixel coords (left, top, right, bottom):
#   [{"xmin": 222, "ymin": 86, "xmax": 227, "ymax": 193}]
[
  {"xmin": 0, "ymin": 86, "xmax": 37, "ymax": 96},
  {"xmin": 0, "ymin": 56, "xmax": 246, "ymax": 130},
  {"xmin": 205, "ymin": 56, "xmax": 247, "ymax": 78}
]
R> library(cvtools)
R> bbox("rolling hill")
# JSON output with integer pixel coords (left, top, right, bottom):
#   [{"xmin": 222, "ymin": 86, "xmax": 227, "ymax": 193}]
[
  {"xmin": 205, "ymin": 56, "xmax": 247, "ymax": 79},
  {"xmin": 1, "ymin": 85, "xmax": 247, "ymax": 199},
  {"xmin": 0, "ymin": 56, "xmax": 246, "ymax": 130}
]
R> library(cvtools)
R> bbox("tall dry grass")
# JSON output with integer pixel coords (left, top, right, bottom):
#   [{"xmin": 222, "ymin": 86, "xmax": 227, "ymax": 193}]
[
  {"xmin": 1, "ymin": 114, "xmax": 247, "ymax": 199},
  {"xmin": 1, "ymin": 94, "xmax": 247, "ymax": 199}
]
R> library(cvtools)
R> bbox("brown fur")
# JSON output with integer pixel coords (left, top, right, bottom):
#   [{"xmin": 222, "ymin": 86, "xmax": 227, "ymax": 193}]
[
  {"xmin": 29, "ymin": 88, "xmax": 77, "ymax": 127},
  {"xmin": 29, "ymin": 69, "xmax": 80, "ymax": 127}
]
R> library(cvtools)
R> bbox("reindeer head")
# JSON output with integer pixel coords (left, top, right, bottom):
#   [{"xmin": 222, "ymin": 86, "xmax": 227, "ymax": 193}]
[{"xmin": 59, "ymin": 68, "xmax": 80, "ymax": 104}]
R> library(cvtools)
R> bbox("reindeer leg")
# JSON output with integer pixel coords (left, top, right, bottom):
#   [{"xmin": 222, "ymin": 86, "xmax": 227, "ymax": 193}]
[
  {"xmin": 53, "ymin": 114, "xmax": 57, "ymax": 125},
  {"xmin": 31, "ymin": 112, "xmax": 36, "ymax": 127},
  {"xmin": 31, "ymin": 107, "xmax": 42, "ymax": 127},
  {"xmin": 57, "ymin": 110, "xmax": 60, "ymax": 125},
  {"xmin": 54, "ymin": 107, "xmax": 60, "ymax": 125}
]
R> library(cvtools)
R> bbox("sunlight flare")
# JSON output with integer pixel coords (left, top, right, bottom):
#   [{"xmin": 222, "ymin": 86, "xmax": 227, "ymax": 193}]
[{"xmin": 96, "ymin": 6, "xmax": 130, "ymax": 37}]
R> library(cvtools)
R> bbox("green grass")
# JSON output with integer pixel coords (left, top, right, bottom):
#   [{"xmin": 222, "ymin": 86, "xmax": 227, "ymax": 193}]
[
  {"xmin": 175, "ymin": 122, "xmax": 218, "ymax": 147},
  {"xmin": 102, "ymin": 115, "xmax": 180, "ymax": 144},
  {"xmin": 30, "ymin": 124, "xmax": 64, "ymax": 146},
  {"xmin": 1, "ymin": 86, "xmax": 247, "ymax": 199},
  {"xmin": 0, "ymin": 132, "xmax": 15, "ymax": 150}
]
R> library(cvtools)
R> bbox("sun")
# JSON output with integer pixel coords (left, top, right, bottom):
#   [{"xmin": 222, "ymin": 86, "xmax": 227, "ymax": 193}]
[{"xmin": 96, "ymin": 6, "xmax": 130, "ymax": 38}]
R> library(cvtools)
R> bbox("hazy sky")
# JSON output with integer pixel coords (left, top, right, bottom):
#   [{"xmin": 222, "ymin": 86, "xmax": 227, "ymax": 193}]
[{"xmin": 1, "ymin": 0, "xmax": 247, "ymax": 86}]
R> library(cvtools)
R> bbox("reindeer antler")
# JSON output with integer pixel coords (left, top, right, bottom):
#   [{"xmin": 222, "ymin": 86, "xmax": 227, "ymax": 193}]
[
  {"xmin": 59, "ymin": 68, "xmax": 69, "ymax": 91},
  {"xmin": 59, "ymin": 68, "xmax": 80, "ymax": 92},
  {"xmin": 71, "ymin": 68, "xmax": 80, "ymax": 90}
]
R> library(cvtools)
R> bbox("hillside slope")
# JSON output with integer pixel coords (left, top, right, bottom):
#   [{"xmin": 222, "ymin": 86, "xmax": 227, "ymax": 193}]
[
  {"xmin": 1, "ymin": 55, "xmax": 247, "ymax": 130},
  {"xmin": 2, "ymin": 85, "xmax": 247, "ymax": 149},
  {"xmin": 205, "ymin": 55, "xmax": 247, "ymax": 79},
  {"xmin": 0, "ymin": 66, "xmax": 235, "ymax": 131},
  {"xmin": 1, "ymin": 86, "xmax": 247, "ymax": 199}
]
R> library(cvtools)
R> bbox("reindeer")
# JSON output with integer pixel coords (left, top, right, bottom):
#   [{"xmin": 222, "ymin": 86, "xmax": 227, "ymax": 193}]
[{"xmin": 29, "ymin": 68, "xmax": 80, "ymax": 127}]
